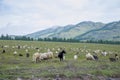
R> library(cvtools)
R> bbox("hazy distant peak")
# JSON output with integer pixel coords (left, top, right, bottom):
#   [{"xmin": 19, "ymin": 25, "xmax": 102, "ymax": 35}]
[{"xmin": 76, "ymin": 21, "xmax": 104, "ymax": 26}]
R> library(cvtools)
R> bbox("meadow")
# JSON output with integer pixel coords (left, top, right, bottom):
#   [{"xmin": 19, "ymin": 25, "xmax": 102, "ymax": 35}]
[{"xmin": 0, "ymin": 40, "xmax": 120, "ymax": 80}]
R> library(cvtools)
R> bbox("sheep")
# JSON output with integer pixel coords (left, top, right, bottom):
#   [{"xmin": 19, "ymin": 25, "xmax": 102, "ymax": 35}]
[
  {"xmin": 40, "ymin": 53, "xmax": 48, "ymax": 60},
  {"xmin": 94, "ymin": 50, "xmax": 101, "ymax": 54},
  {"xmin": 4, "ymin": 45, "xmax": 9, "ymax": 48},
  {"xmin": 32, "ymin": 52, "xmax": 41, "ymax": 63},
  {"xmin": 47, "ymin": 51, "xmax": 54, "ymax": 59},
  {"xmin": 37, "ymin": 49, "xmax": 40, "ymax": 52},
  {"xmin": 35, "ymin": 47, "xmax": 39, "ymax": 50},
  {"xmin": 2, "ymin": 49, "xmax": 6, "ymax": 53},
  {"xmin": 63, "ymin": 56, "xmax": 65, "ymax": 60},
  {"xmin": 93, "ymin": 55, "xmax": 98, "ymax": 60},
  {"xmin": 109, "ymin": 54, "xmax": 119, "ymax": 62},
  {"xmin": 41, "ymin": 51, "xmax": 54, "ymax": 60},
  {"xmin": 13, "ymin": 51, "xmax": 17, "ymax": 56},
  {"xmin": 86, "ymin": 53, "xmax": 95, "ymax": 60},
  {"xmin": 25, "ymin": 49, "xmax": 28, "ymax": 52},
  {"xmin": 32, "ymin": 51, "xmax": 54, "ymax": 63},
  {"xmin": 19, "ymin": 53, "xmax": 23, "ymax": 56},
  {"xmin": 18, "ymin": 45, "xmax": 20, "ymax": 49},
  {"xmin": 54, "ymin": 51, "xmax": 59, "ymax": 58},
  {"xmin": 109, "ymin": 58, "xmax": 116, "ymax": 62},
  {"xmin": 26, "ymin": 53, "xmax": 30, "ymax": 58},
  {"xmin": 101, "ymin": 50, "xmax": 108, "ymax": 56},
  {"xmin": 74, "ymin": 54, "xmax": 78, "ymax": 60},
  {"xmin": 74, "ymin": 52, "xmax": 79, "ymax": 60},
  {"xmin": 115, "ymin": 54, "xmax": 119, "ymax": 60}
]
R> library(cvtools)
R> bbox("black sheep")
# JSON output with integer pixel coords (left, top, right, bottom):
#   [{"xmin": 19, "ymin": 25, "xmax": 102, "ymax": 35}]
[
  {"xmin": 109, "ymin": 58, "xmax": 116, "ymax": 62},
  {"xmin": 19, "ymin": 54, "xmax": 23, "ymax": 56},
  {"xmin": 26, "ymin": 53, "xmax": 30, "ymax": 57},
  {"xmin": 93, "ymin": 55, "xmax": 98, "ymax": 60},
  {"xmin": 2, "ymin": 49, "xmax": 6, "ymax": 53}
]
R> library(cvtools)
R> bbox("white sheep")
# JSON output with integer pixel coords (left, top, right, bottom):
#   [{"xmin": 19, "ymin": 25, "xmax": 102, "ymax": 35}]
[
  {"xmin": 44, "ymin": 51, "xmax": 54, "ymax": 59},
  {"xmin": 74, "ymin": 54, "xmax": 78, "ymax": 60},
  {"xmin": 32, "ymin": 52, "xmax": 41, "ymax": 63},
  {"xmin": 33, "ymin": 51, "xmax": 54, "ymax": 63},
  {"xmin": 40, "ymin": 53, "xmax": 48, "ymax": 60},
  {"xmin": 101, "ymin": 51, "xmax": 108, "ymax": 56},
  {"xmin": 63, "ymin": 56, "xmax": 65, "ymax": 60},
  {"xmin": 86, "ymin": 53, "xmax": 95, "ymax": 60},
  {"xmin": 13, "ymin": 51, "xmax": 17, "ymax": 56}
]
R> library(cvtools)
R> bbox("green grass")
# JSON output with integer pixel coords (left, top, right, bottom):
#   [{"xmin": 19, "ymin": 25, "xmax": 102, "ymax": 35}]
[{"xmin": 0, "ymin": 40, "xmax": 120, "ymax": 80}]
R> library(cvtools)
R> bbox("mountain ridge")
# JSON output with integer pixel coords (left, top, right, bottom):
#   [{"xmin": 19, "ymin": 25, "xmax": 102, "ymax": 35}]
[{"xmin": 26, "ymin": 21, "xmax": 120, "ymax": 41}]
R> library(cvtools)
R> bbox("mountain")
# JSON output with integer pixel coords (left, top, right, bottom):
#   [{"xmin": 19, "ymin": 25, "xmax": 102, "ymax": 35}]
[
  {"xmin": 26, "ymin": 21, "xmax": 105, "ymax": 39},
  {"xmin": 26, "ymin": 21, "xmax": 120, "ymax": 41},
  {"xmin": 75, "ymin": 21, "xmax": 120, "ymax": 41},
  {"xmin": 26, "ymin": 26, "xmax": 68, "ymax": 39}
]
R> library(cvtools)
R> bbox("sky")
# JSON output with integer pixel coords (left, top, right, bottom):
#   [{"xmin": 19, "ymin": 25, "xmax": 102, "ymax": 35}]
[{"xmin": 0, "ymin": 0, "xmax": 120, "ymax": 35}]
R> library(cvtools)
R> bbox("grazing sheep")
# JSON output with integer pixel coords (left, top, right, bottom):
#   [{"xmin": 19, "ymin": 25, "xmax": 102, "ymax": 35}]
[
  {"xmin": 40, "ymin": 51, "xmax": 54, "ymax": 60},
  {"xmin": 37, "ymin": 49, "xmax": 40, "ymax": 52},
  {"xmin": 74, "ymin": 52, "xmax": 79, "ymax": 60},
  {"xmin": 94, "ymin": 50, "xmax": 101, "ymax": 54},
  {"xmin": 109, "ymin": 58, "xmax": 116, "ymax": 62},
  {"xmin": 26, "ymin": 53, "xmax": 30, "ymax": 57},
  {"xmin": 109, "ymin": 54, "xmax": 119, "ymax": 62},
  {"xmin": 2, "ymin": 49, "xmax": 6, "ymax": 53},
  {"xmin": 74, "ymin": 54, "xmax": 78, "ymax": 60},
  {"xmin": 19, "ymin": 53, "xmax": 23, "ymax": 56},
  {"xmin": 86, "ymin": 53, "xmax": 95, "ymax": 60},
  {"xmin": 13, "ymin": 51, "xmax": 17, "ymax": 56},
  {"xmin": 115, "ymin": 54, "xmax": 119, "ymax": 60},
  {"xmin": 35, "ymin": 47, "xmax": 39, "ymax": 50},
  {"xmin": 26, "ymin": 49, "xmax": 28, "ymax": 52},
  {"xmin": 47, "ymin": 51, "xmax": 54, "ymax": 59},
  {"xmin": 101, "ymin": 50, "xmax": 108, "ymax": 56},
  {"xmin": 54, "ymin": 51, "xmax": 59, "ymax": 58},
  {"xmin": 32, "ymin": 51, "xmax": 54, "ymax": 63},
  {"xmin": 40, "ymin": 53, "xmax": 48, "ymax": 60},
  {"xmin": 93, "ymin": 55, "xmax": 98, "ymax": 60},
  {"xmin": 33, "ymin": 52, "xmax": 41, "ymax": 63},
  {"xmin": 63, "ymin": 56, "xmax": 65, "ymax": 60},
  {"xmin": 18, "ymin": 45, "xmax": 20, "ymax": 49}
]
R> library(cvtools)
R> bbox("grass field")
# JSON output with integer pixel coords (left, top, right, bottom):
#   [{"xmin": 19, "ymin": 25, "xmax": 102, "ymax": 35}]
[{"xmin": 0, "ymin": 40, "xmax": 120, "ymax": 80}]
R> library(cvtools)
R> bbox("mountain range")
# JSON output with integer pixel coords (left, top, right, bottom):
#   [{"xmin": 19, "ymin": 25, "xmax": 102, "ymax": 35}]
[{"xmin": 26, "ymin": 21, "xmax": 120, "ymax": 41}]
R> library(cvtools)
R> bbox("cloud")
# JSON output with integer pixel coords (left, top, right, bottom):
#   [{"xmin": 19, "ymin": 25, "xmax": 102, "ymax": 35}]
[{"xmin": 0, "ymin": 0, "xmax": 120, "ymax": 35}]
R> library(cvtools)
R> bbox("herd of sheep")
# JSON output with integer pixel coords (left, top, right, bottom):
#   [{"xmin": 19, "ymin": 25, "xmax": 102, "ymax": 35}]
[{"xmin": 0, "ymin": 44, "xmax": 119, "ymax": 63}]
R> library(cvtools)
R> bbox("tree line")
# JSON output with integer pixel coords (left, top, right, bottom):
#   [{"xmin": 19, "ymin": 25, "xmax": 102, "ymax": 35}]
[{"xmin": 0, "ymin": 34, "xmax": 120, "ymax": 44}]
